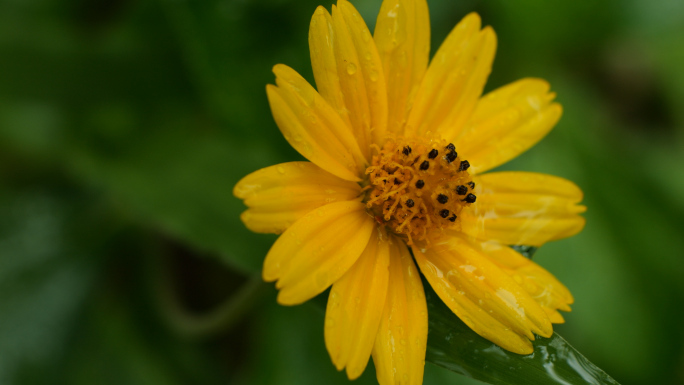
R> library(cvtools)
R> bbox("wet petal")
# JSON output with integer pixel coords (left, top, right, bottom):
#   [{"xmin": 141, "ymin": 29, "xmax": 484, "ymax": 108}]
[
  {"xmin": 267, "ymin": 64, "xmax": 367, "ymax": 181},
  {"xmin": 372, "ymin": 239, "xmax": 427, "ymax": 385},
  {"xmin": 406, "ymin": 13, "xmax": 496, "ymax": 140},
  {"xmin": 309, "ymin": 7, "xmax": 351, "ymax": 127},
  {"xmin": 543, "ymin": 307, "xmax": 565, "ymax": 324},
  {"xmin": 325, "ymin": 227, "xmax": 390, "ymax": 380},
  {"xmin": 480, "ymin": 241, "xmax": 574, "ymax": 318},
  {"xmin": 373, "ymin": 0, "xmax": 430, "ymax": 135},
  {"xmin": 457, "ymin": 78, "xmax": 562, "ymax": 174},
  {"xmin": 414, "ymin": 234, "xmax": 552, "ymax": 354},
  {"xmin": 234, "ymin": 162, "xmax": 362, "ymax": 234},
  {"xmin": 309, "ymin": 3, "xmax": 388, "ymax": 158},
  {"xmin": 263, "ymin": 201, "xmax": 374, "ymax": 305},
  {"xmin": 461, "ymin": 172, "xmax": 586, "ymax": 246}
]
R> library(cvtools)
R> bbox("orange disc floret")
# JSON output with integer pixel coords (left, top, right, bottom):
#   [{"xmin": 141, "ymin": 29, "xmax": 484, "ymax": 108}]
[{"xmin": 365, "ymin": 135, "xmax": 477, "ymax": 245}]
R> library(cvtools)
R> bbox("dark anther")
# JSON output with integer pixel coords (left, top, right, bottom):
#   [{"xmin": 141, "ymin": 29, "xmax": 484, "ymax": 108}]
[
  {"xmin": 428, "ymin": 149, "xmax": 438, "ymax": 159},
  {"xmin": 446, "ymin": 143, "xmax": 455, "ymax": 151},
  {"xmin": 420, "ymin": 160, "xmax": 430, "ymax": 170},
  {"xmin": 448, "ymin": 214, "xmax": 457, "ymax": 222},
  {"xmin": 402, "ymin": 146, "xmax": 412, "ymax": 156},
  {"xmin": 439, "ymin": 209, "xmax": 450, "ymax": 218},
  {"xmin": 464, "ymin": 193, "xmax": 477, "ymax": 203},
  {"xmin": 394, "ymin": 178, "xmax": 401, "ymax": 185},
  {"xmin": 437, "ymin": 194, "xmax": 448, "ymax": 204},
  {"xmin": 415, "ymin": 180, "xmax": 425, "ymax": 189},
  {"xmin": 467, "ymin": 181, "xmax": 475, "ymax": 189},
  {"xmin": 456, "ymin": 185, "xmax": 468, "ymax": 195},
  {"xmin": 406, "ymin": 199, "xmax": 415, "ymax": 208},
  {"xmin": 446, "ymin": 151, "xmax": 457, "ymax": 163},
  {"xmin": 459, "ymin": 160, "xmax": 470, "ymax": 171}
]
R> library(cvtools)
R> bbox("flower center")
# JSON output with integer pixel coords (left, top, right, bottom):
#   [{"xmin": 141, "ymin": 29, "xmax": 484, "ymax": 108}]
[{"xmin": 364, "ymin": 136, "xmax": 477, "ymax": 245}]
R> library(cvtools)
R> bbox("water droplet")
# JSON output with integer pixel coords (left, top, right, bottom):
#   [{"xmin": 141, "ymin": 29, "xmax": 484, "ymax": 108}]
[
  {"xmin": 276, "ymin": 166, "xmax": 286, "ymax": 174},
  {"xmin": 362, "ymin": 29, "xmax": 371, "ymax": 42},
  {"xmin": 315, "ymin": 272, "xmax": 329, "ymax": 288},
  {"xmin": 397, "ymin": 50, "xmax": 408, "ymax": 68},
  {"xmin": 347, "ymin": 62, "xmax": 357, "ymax": 75},
  {"xmin": 365, "ymin": 52, "xmax": 372, "ymax": 61},
  {"xmin": 513, "ymin": 275, "xmax": 523, "ymax": 284},
  {"xmin": 369, "ymin": 70, "xmax": 379, "ymax": 82}
]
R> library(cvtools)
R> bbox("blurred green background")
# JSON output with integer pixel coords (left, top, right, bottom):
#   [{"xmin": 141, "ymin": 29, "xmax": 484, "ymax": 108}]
[{"xmin": 1, "ymin": 0, "xmax": 683, "ymax": 384}]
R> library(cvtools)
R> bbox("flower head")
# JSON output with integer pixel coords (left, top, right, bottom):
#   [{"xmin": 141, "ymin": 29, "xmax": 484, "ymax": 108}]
[{"xmin": 234, "ymin": 0, "xmax": 586, "ymax": 383}]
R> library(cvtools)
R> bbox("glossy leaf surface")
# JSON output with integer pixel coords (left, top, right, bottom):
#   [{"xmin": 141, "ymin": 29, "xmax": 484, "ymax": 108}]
[{"xmin": 424, "ymin": 281, "xmax": 619, "ymax": 385}]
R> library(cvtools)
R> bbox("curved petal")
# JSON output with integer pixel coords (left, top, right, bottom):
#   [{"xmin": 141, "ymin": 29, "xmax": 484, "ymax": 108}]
[
  {"xmin": 309, "ymin": 2, "xmax": 388, "ymax": 158},
  {"xmin": 263, "ymin": 201, "xmax": 374, "ymax": 305},
  {"xmin": 414, "ymin": 234, "xmax": 552, "ymax": 355},
  {"xmin": 543, "ymin": 307, "xmax": 565, "ymax": 324},
  {"xmin": 267, "ymin": 65, "xmax": 367, "ymax": 181},
  {"xmin": 456, "ymin": 78, "xmax": 562, "ymax": 174},
  {"xmin": 406, "ymin": 13, "xmax": 497, "ymax": 140},
  {"xmin": 372, "ymin": 238, "xmax": 427, "ymax": 385},
  {"xmin": 233, "ymin": 162, "xmax": 362, "ymax": 234},
  {"xmin": 325, "ymin": 227, "xmax": 390, "ymax": 380},
  {"xmin": 480, "ymin": 241, "xmax": 574, "ymax": 321},
  {"xmin": 460, "ymin": 172, "xmax": 586, "ymax": 246},
  {"xmin": 373, "ymin": 0, "xmax": 430, "ymax": 135}
]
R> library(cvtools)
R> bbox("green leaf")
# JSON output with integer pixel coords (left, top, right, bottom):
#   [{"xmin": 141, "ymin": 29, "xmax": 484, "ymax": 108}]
[{"xmin": 424, "ymin": 281, "xmax": 620, "ymax": 385}]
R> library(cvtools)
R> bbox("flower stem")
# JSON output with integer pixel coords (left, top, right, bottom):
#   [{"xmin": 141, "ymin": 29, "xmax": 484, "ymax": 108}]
[{"xmin": 153, "ymin": 255, "xmax": 268, "ymax": 339}]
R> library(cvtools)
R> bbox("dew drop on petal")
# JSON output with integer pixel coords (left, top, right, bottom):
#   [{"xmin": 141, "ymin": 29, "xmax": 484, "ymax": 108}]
[
  {"xmin": 362, "ymin": 29, "xmax": 371, "ymax": 42},
  {"xmin": 347, "ymin": 63, "xmax": 357, "ymax": 75},
  {"xmin": 369, "ymin": 70, "xmax": 379, "ymax": 82},
  {"xmin": 315, "ymin": 272, "xmax": 329, "ymax": 288}
]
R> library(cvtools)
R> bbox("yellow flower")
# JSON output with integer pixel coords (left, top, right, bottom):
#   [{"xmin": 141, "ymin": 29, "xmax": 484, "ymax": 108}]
[{"xmin": 234, "ymin": 0, "xmax": 586, "ymax": 383}]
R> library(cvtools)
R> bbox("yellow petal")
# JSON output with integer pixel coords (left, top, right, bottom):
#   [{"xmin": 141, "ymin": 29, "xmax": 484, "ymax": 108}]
[
  {"xmin": 480, "ymin": 241, "xmax": 574, "ymax": 314},
  {"xmin": 456, "ymin": 78, "xmax": 562, "ymax": 174},
  {"xmin": 234, "ymin": 162, "xmax": 362, "ymax": 234},
  {"xmin": 414, "ymin": 234, "xmax": 552, "ymax": 355},
  {"xmin": 325, "ymin": 227, "xmax": 390, "ymax": 380},
  {"xmin": 406, "ymin": 13, "xmax": 497, "ymax": 140},
  {"xmin": 373, "ymin": 0, "xmax": 430, "ymax": 135},
  {"xmin": 267, "ymin": 65, "xmax": 367, "ymax": 182},
  {"xmin": 336, "ymin": 0, "xmax": 389, "ymax": 148},
  {"xmin": 263, "ymin": 201, "xmax": 374, "ymax": 305},
  {"xmin": 543, "ymin": 307, "xmax": 565, "ymax": 324},
  {"xmin": 372, "ymin": 239, "xmax": 427, "ymax": 385},
  {"xmin": 461, "ymin": 172, "xmax": 586, "ymax": 246},
  {"xmin": 309, "ymin": 3, "xmax": 388, "ymax": 158},
  {"xmin": 309, "ymin": 7, "xmax": 352, "ymax": 128}
]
